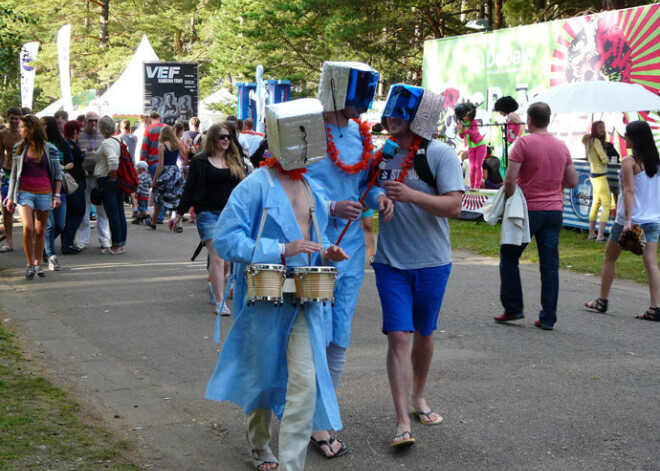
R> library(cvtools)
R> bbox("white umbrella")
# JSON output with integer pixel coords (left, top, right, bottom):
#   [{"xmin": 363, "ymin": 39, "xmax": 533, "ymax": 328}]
[{"xmin": 530, "ymin": 81, "xmax": 660, "ymax": 114}]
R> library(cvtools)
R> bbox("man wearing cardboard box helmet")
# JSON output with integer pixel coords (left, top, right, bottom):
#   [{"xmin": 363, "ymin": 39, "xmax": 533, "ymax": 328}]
[
  {"xmin": 308, "ymin": 61, "xmax": 394, "ymax": 458},
  {"xmin": 206, "ymin": 98, "xmax": 348, "ymax": 471},
  {"xmin": 374, "ymin": 84, "xmax": 464, "ymax": 448}
]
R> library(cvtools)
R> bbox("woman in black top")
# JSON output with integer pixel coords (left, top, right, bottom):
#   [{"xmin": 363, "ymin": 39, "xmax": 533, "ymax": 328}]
[
  {"xmin": 61, "ymin": 120, "xmax": 87, "ymax": 254},
  {"xmin": 170, "ymin": 123, "xmax": 246, "ymax": 315}
]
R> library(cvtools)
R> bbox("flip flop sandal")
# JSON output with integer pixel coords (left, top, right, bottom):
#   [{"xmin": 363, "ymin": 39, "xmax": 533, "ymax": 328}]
[
  {"xmin": 635, "ymin": 307, "xmax": 660, "ymax": 321},
  {"xmin": 390, "ymin": 430, "xmax": 416, "ymax": 448},
  {"xmin": 584, "ymin": 298, "xmax": 608, "ymax": 313},
  {"xmin": 250, "ymin": 446, "xmax": 279, "ymax": 470},
  {"xmin": 413, "ymin": 408, "xmax": 443, "ymax": 426},
  {"xmin": 310, "ymin": 436, "xmax": 348, "ymax": 459},
  {"xmin": 0, "ymin": 245, "xmax": 14, "ymax": 253}
]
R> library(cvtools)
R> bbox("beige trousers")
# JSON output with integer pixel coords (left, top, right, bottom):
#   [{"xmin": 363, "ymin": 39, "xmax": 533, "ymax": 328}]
[{"xmin": 247, "ymin": 311, "xmax": 317, "ymax": 471}]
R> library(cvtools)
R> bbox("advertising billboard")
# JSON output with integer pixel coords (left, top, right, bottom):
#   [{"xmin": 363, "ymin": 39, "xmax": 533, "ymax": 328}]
[{"xmin": 144, "ymin": 62, "xmax": 199, "ymax": 125}]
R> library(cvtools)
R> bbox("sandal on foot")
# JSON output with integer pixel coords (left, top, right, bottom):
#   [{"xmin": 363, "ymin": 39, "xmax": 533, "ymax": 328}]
[
  {"xmin": 390, "ymin": 430, "xmax": 416, "ymax": 448},
  {"xmin": 635, "ymin": 307, "xmax": 660, "ymax": 321},
  {"xmin": 585, "ymin": 298, "xmax": 608, "ymax": 313},
  {"xmin": 0, "ymin": 245, "xmax": 14, "ymax": 253},
  {"xmin": 310, "ymin": 436, "xmax": 348, "ymax": 459},
  {"xmin": 251, "ymin": 446, "xmax": 279, "ymax": 470},
  {"xmin": 413, "ymin": 408, "xmax": 443, "ymax": 426}
]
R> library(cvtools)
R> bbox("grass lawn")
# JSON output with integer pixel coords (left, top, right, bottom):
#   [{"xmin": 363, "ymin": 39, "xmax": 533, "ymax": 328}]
[
  {"xmin": 373, "ymin": 215, "xmax": 651, "ymax": 284},
  {"xmin": 449, "ymin": 218, "xmax": 650, "ymax": 283},
  {"xmin": 0, "ymin": 322, "xmax": 140, "ymax": 471}
]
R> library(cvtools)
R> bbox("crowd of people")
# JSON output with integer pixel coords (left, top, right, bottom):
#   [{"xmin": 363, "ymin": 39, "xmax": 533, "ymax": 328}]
[{"xmin": 1, "ymin": 60, "xmax": 660, "ymax": 471}]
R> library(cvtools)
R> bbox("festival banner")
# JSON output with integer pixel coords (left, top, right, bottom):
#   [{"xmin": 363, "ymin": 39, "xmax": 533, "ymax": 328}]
[
  {"xmin": 144, "ymin": 62, "xmax": 198, "ymax": 125},
  {"xmin": 423, "ymin": 4, "xmax": 660, "ymax": 157},
  {"xmin": 20, "ymin": 41, "xmax": 40, "ymax": 110},
  {"xmin": 57, "ymin": 25, "xmax": 73, "ymax": 114},
  {"xmin": 424, "ymin": 4, "xmax": 660, "ymax": 228}
]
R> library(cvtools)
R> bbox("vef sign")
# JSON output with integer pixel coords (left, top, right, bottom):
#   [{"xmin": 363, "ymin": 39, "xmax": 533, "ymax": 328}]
[
  {"xmin": 146, "ymin": 65, "xmax": 181, "ymax": 80},
  {"xmin": 144, "ymin": 61, "xmax": 199, "ymax": 125}
]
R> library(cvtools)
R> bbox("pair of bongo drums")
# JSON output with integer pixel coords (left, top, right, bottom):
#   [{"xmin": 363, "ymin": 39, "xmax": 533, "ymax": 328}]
[{"xmin": 244, "ymin": 264, "xmax": 337, "ymax": 307}]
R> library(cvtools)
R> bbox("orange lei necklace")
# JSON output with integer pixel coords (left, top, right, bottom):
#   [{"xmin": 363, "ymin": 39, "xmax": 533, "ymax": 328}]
[
  {"xmin": 326, "ymin": 119, "xmax": 374, "ymax": 174},
  {"xmin": 371, "ymin": 135, "xmax": 424, "ymax": 182},
  {"xmin": 260, "ymin": 156, "xmax": 307, "ymax": 180}
]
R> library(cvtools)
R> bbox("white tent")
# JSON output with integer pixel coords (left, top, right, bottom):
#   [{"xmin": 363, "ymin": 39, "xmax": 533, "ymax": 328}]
[
  {"xmin": 90, "ymin": 35, "xmax": 159, "ymax": 116},
  {"xmin": 36, "ymin": 98, "xmax": 64, "ymax": 117},
  {"xmin": 198, "ymin": 88, "xmax": 237, "ymax": 130}
]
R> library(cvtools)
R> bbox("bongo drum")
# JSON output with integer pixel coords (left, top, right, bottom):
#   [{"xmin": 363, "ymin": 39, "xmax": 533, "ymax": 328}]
[
  {"xmin": 244, "ymin": 264, "xmax": 287, "ymax": 306},
  {"xmin": 290, "ymin": 266, "xmax": 337, "ymax": 306}
]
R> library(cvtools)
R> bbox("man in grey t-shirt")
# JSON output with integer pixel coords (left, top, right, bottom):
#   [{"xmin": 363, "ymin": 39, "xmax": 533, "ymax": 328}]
[{"xmin": 373, "ymin": 84, "xmax": 464, "ymax": 448}]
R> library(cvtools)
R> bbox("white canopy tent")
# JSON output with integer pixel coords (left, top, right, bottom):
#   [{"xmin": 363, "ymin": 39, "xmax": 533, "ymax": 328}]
[
  {"xmin": 198, "ymin": 88, "xmax": 236, "ymax": 130},
  {"xmin": 90, "ymin": 35, "xmax": 159, "ymax": 116}
]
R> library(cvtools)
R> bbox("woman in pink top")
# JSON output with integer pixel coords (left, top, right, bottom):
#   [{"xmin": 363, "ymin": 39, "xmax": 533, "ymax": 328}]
[
  {"xmin": 5, "ymin": 115, "xmax": 62, "ymax": 279},
  {"xmin": 455, "ymin": 102, "xmax": 487, "ymax": 189},
  {"xmin": 494, "ymin": 96, "xmax": 524, "ymax": 147}
]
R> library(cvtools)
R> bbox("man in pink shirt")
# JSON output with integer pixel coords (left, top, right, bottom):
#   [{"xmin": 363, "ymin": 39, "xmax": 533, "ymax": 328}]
[{"xmin": 494, "ymin": 102, "xmax": 578, "ymax": 330}]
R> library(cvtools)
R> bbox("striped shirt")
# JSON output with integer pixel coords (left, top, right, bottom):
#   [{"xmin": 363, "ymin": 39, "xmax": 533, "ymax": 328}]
[{"xmin": 140, "ymin": 123, "xmax": 164, "ymax": 166}]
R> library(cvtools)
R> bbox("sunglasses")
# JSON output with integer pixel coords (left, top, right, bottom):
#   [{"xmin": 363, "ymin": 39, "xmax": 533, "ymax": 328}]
[
  {"xmin": 87, "ymin": 119, "xmax": 98, "ymax": 123},
  {"xmin": 217, "ymin": 134, "xmax": 231, "ymax": 140}
]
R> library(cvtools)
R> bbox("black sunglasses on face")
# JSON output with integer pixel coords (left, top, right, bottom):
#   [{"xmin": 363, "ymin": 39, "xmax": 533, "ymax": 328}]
[
  {"xmin": 217, "ymin": 134, "xmax": 231, "ymax": 140},
  {"xmin": 88, "ymin": 119, "xmax": 98, "ymax": 123}
]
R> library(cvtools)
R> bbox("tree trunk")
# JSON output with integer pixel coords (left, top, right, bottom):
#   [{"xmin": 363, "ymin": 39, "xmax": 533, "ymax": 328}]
[
  {"xmin": 494, "ymin": 0, "xmax": 503, "ymax": 29},
  {"xmin": 99, "ymin": 0, "xmax": 109, "ymax": 48},
  {"xmin": 602, "ymin": 0, "xmax": 625, "ymax": 9}
]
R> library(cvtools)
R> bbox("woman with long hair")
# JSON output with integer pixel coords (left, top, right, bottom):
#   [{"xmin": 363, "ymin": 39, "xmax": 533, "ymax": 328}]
[
  {"xmin": 583, "ymin": 121, "xmax": 613, "ymax": 241},
  {"xmin": 61, "ymin": 120, "xmax": 87, "ymax": 254},
  {"xmin": 170, "ymin": 123, "xmax": 247, "ymax": 315},
  {"xmin": 5, "ymin": 115, "xmax": 62, "ymax": 279},
  {"xmin": 147, "ymin": 125, "xmax": 186, "ymax": 230},
  {"xmin": 42, "ymin": 116, "xmax": 72, "ymax": 270},
  {"xmin": 585, "ymin": 120, "xmax": 660, "ymax": 321}
]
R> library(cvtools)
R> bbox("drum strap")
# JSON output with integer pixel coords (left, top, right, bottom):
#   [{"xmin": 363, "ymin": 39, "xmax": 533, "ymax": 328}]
[
  {"xmin": 301, "ymin": 178, "xmax": 327, "ymax": 265},
  {"xmin": 251, "ymin": 207, "xmax": 269, "ymax": 264}
]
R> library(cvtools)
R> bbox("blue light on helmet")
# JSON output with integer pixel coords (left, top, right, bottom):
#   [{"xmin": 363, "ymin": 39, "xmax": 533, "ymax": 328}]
[
  {"xmin": 382, "ymin": 84, "xmax": 424, "ymax": 123},
  {"xmin": 344, "ymin": 68, "xmax": 379, "ymax": 110}
]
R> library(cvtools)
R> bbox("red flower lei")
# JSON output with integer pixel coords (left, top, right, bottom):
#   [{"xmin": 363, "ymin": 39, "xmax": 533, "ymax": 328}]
[
  {"xmin": 371, "ymin": 136, "xmax": 424, "ymax": 182},
  {"xmin": 326, "ymin": 119, "xmax": 375, "ymax": 174},
  {"xmin": 243, "ymin": 130, "xmax": 264, "ymax": 137},
  {"xmin": 260, "ymin": 157, "xmax": 307, "ymax": 180}
]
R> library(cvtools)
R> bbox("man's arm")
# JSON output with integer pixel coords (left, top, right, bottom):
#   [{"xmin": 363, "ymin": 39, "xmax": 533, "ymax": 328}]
[
  {"xmin": 140, "ymin": 128, "xmax": 150, "ymax": 161},
  {"xmin": 383, "ymin": 181, "xmax": 462, "ymax": 218},
  {"xmin": 562, "ymin": 164, "xmax": 578, "ymax": 188},
  {"xmin": 503, "ymin": 160, "xmax": 521, "ymax": 197}
]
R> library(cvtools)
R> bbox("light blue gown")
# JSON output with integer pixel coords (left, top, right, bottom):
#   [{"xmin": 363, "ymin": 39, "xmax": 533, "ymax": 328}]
[
  {"xmin": 205, "ymin": 167, "xmax": 342, "ymax": 432},
  {"xmin": 306, "ymin": 120, "xmax": 384, "ymax": 349}
]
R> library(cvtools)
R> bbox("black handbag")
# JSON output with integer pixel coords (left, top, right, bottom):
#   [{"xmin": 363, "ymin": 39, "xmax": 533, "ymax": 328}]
[{"xmin": 90, "ymin": 185, "xmax": 103, "ymax": 205}]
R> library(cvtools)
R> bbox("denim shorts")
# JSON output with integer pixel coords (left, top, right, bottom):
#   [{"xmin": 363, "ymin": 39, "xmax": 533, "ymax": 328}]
[
  {"xmin": 17, "ymin": 191, "xmax": 52, "ymax": 211},
  {"xmin": 373, "ymin": 262, "xmax": 452, "ymax": 336},
  {"xmin": 1, "ymin": 175, "xmax": 9, "ymax": 200},
  {"xmin": 609, "ymin": 221, "xmax": 660, "ymax": 243},
  {"xmin": 196, "ymin": 210, "xmax": 221, "ymax": 243},
  {"xmin": 137, "ymin": 199, "xmax": 149, "ymax": 214}
]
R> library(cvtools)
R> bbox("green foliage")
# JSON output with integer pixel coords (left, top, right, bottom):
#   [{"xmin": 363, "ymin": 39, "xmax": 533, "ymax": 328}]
[{"xmin": 0, "ymin": 0, "xmax": 652, "ymax": 114}]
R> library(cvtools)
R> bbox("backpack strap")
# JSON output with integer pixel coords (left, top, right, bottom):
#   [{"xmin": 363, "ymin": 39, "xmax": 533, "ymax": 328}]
[{"xmin": 413, "ymin": 139, "xmax": 435, "ymax": 190}]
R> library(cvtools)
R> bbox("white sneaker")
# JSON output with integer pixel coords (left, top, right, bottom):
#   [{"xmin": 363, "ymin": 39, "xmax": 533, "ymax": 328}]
[
  {"xmin": 48, "ymin": 255, "xmax": 61, "ymax": 271},
  {"xmin": 216, "ymin": 302, "xmax": 231, "ymax": 316}
]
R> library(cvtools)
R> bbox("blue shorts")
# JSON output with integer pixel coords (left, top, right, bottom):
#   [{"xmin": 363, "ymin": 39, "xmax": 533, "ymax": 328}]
[
  {"xmin": 137, "ymin": 199, "xmax": 149, "ymax": 214},
  {"xmin": 373, "ymin": 262, "xmax": 452, "ymax": 336},
  {"xmin": 17, "ymin": 191, "xmax": 52, "ymax": 211},
  {"xmin": 196, "ymin": 210, "xmax": 221, "ymax": 243},
  {"xmin": 609, "ymin": 221, "xmax": 660, "ymax": 244},
  {"xmin": 362, "ymin": 209, "xmax": 374, "ymax": 218},
  {"xmin": 1, "ymin": 175, "xmax": 9, "ymax": 201}
]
